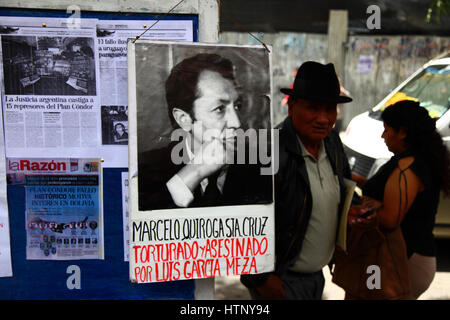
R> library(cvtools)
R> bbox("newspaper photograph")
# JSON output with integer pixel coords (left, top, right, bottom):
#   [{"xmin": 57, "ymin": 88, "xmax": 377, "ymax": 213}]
[
  {"xmin": 2, "ymin": 35, "xmax": 96, "ymax": 95},
  {"xmin": 6, "ymin": 157, "xmax": 104, "ymax": 260}
]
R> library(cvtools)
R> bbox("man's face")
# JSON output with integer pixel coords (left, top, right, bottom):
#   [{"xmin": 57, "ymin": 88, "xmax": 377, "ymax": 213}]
[
  {"xmin": 190, "ymin": 70, "xmax": 241, "ymax": 152},
  {"xmin": 288, "ymin": 98, "xmax": 337, "ymax": 144}
]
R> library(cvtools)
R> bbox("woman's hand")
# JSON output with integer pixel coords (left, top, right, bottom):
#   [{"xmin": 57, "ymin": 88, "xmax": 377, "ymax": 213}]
[
  {"xmin": 348, "ymin": 204, "xmax": 377, "ymax": 226},
  {"xmin": 361, "ymin": 196, "xmax": 383, "ymax": 210}
]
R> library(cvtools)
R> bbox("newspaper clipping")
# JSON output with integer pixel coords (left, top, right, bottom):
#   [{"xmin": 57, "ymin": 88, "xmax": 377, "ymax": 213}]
[
  {"xmin": 0, "ymin": 17, "xmax": 101, "ymax": 161},
  {"xmin": 7, "ymin": 157, "xmax": 103, "ymax": 260}
]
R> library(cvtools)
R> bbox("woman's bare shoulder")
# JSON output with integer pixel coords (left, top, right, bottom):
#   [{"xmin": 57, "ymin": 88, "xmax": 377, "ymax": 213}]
[{"xmin": 397, "ymin": 156, "xmax": 414, "ymax": 171}]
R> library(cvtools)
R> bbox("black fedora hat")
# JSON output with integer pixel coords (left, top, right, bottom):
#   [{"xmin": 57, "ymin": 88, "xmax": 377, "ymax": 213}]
[{"xmin": 280, "ymin": 61, "xmax": 352, "ymax": 104}]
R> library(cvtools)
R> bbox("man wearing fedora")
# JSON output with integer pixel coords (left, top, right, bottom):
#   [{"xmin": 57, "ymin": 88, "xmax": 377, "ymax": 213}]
[{"xmin": 241, "ymin": 61, "xmax": 353, "ymax": 300}]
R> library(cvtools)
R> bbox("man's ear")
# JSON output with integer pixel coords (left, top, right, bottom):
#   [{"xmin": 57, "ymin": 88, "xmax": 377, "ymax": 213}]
[
  {"xmin": 287, "ymin": 98, "xmax": 294, "ymax": 116},
  {"xmin": 172, "ymin": 108, "xmax": 193, "ymax": 131}
]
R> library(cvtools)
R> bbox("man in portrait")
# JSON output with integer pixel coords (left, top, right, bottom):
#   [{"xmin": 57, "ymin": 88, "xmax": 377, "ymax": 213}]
[{"xmin": 138, "ymin": 53, "xmax": 272, "ymax": 211}]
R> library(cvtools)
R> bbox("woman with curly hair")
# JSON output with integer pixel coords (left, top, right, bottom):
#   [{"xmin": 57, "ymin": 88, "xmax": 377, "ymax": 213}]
[{"xmin": 350, "ymin": 100, "xmax": 450, "ymax": 299}]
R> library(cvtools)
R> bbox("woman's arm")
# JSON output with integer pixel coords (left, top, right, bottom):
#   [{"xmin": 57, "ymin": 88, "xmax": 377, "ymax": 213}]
[{"xmin": 377, "ymin": 157, "xmax": 424, "ymax": 229}]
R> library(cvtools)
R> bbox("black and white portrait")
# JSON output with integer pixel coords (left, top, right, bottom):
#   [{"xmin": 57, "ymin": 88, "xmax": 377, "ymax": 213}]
[
  {"xmin": 131, "ymin": 42, "xmax": 273, "ymax": 211},
  {"xmin": 101, "ymin": 106, "xmax": 128, "ymax": 145}
]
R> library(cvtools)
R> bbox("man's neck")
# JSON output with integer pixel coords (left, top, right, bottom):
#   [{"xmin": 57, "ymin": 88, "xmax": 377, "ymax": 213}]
[
  {"xmin": 298, "ymin": 136, "xmax": 322, "ymax": 160},
  {"xmin": 185, "ymin": 135, "xmax": 195, "ymax": 160}
]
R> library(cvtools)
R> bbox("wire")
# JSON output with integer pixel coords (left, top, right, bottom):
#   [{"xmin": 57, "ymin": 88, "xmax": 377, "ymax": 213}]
[{"xmin": 221, "ymin": 9, "xmax": 271, "ymax": 53}]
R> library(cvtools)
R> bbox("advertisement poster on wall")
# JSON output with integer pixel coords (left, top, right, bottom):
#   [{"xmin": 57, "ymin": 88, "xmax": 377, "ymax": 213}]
[{"xmin": 127, "ymin": 40, "xmax": 275, "ymax": 283}]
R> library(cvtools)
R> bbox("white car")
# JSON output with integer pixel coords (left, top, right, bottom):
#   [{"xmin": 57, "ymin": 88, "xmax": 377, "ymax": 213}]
[{"xmin": 342, "ymin": 51, "xmax": 450, "ymax": 238}]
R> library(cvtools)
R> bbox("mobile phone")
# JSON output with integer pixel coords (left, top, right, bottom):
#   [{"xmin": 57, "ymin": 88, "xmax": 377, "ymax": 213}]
[{"xmin": 358, "ymin": 207, "xmax": 376, "ymax": 218}]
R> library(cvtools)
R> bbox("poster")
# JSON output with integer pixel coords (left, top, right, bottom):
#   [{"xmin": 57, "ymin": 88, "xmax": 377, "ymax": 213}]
[
  {"xmin": 357, "ymin": 54, "xmax": 374, "ymax": 73},
  {"xmin": 6, "ymin": 157, "xmax": 103, "ymax": 260},
  {"xmin": 128, "ymin": 41, "xmax": 275, "ymax": 283}
]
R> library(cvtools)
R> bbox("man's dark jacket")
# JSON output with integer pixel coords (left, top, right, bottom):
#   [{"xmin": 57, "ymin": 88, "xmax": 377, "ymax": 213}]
[{"xmin": 241, "ymin": 116, "xmax": 353, "ymax": 289}]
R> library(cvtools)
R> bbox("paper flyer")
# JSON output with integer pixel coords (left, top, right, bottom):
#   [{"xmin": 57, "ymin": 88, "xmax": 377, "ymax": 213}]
[{"xmin": 7, "ymin": 157, "xmax": 104, "ymax": 260}]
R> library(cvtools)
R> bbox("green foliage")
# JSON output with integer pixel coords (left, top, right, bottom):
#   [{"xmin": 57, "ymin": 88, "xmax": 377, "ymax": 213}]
[{"xmin": 426, "ymin": 0, "xmax": 450, "ymax": 23}]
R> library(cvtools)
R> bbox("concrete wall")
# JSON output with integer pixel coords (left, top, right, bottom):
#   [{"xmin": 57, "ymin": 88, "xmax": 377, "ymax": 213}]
[
  {"xmin": 220, "ymin": 32, "xmax": 328, "ymax": 126},
  {"xmin": 344, "ymin": 35, "xmax": 449, "ymax": 127},
  {"xmin": 220, "ymin": 32, "xmax": 450, "ymax": 129}
]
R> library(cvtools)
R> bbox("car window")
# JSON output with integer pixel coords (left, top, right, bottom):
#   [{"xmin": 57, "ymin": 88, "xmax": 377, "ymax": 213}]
[{"xmin": 370, "ymin": 64, "xmax": 450, "ymax": 120}]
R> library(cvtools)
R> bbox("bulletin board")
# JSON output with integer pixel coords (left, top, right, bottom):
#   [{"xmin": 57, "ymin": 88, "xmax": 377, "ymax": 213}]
[{"xmin": 0, "ymin": 7, "xmax": 200, "ymax": 300}]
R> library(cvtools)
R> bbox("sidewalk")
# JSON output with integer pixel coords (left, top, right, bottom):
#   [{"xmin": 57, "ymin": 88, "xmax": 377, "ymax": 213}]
[{"xmin": 214, "ymin": 267, "xmax": 450, "ymax": 300}]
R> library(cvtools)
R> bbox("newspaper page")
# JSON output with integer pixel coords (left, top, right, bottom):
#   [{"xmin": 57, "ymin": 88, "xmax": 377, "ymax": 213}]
[
  {"xmin": 337, "ymin": 178, "xmax": 357, "ymax": 251},
  {"xmin": 0, "ymin": 87, "xmax": 12, "ymax": 276},
  {"xmin": 0, "ymin": 17, "xmax": 101, "ymax": 160},
  {"xmin": 6, "ymin": 157, "xmax": 104, "ymax": 260},
  {"xmin": 97, "ymin": 20, "xmax": 193, "ymax": 167}
]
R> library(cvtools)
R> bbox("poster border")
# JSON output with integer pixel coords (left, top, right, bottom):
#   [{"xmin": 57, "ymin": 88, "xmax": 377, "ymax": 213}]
[{"xmin": 127, "ymin": 39, "xmax": 275, "ymax": 283}]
